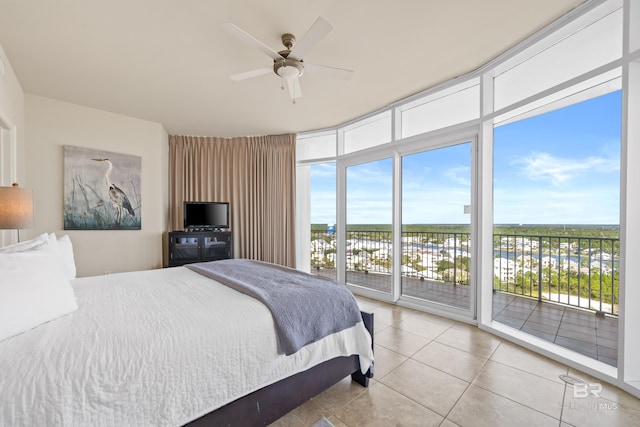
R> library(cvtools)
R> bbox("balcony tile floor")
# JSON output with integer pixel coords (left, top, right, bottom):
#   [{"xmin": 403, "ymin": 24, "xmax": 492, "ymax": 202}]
[
  {"xmin": 493, "ymin": 292, "xmax": 618, "ymax": 367},
  {"xmin": 270, "ymin": 296, "xmax": 639, "ymax": 427},
  {"xmin": 313, "ymin": 269, "xmax": 618, "ymax": 366}
]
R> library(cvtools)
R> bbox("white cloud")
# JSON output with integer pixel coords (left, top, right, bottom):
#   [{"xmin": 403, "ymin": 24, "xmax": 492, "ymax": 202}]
[
  {"xmin": 442, "ymin": 165, "xmax": 470, "ymax": 186},
  {"xmin": 310, "ymin": 163, "xmax": 336, "ymax": 178},
  {"xmin": 347, "ymin": 166, "xmax": 392, "ymax": 185},
  {"xmin": 402, "ymin": 186, "xmax": 470, "ymax": 224},
  {"xmin": 494, "ymin": 185, "xmax": 619, "ymax": 224},
  {"xmin": 511, "ymin": 152, "xmax": 619, "ymax": 186},
  {"xmin": 346, "ymin": 195, "xmax": 392, "ymax": 224}
]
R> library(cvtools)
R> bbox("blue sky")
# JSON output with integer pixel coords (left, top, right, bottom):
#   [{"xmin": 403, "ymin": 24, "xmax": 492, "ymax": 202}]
[{"xmin": 311, "ymin": 91, "xmax": 621, "ymax": 225}]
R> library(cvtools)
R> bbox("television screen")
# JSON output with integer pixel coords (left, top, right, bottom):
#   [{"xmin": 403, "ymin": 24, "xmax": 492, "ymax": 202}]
[{"xmin": 184, "ymin": 201, "xmax": 230, "ymax": 230}]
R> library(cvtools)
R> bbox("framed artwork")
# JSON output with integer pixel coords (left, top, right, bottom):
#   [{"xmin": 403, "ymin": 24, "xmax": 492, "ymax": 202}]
[{"xmin": 64, "ymin": 145, "xmax": 141, "ymax": 230}]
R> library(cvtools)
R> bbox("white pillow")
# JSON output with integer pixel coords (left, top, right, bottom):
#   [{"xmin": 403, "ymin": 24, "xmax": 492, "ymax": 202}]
[
  {"xmin": 47, "ymin": 233, "xmax": 77, "ymax": 280},
  {"xmin": 0, "ymin": 238, "xmax": 78, "ymax": 342},
  {"xmin": 0, "ymin": 233, "xmax": 78, "ymax": 280},
  {"xmin": 0, "ymin": 233, "xmax": 48, "ymax": 253},
  {"xmin": 56, "ymin": 235, "xmax": 77, "ymax": 280}
]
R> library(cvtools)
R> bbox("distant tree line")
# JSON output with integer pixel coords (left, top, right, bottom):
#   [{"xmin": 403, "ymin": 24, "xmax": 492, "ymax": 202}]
[{"xmin": 311, "ymin": 224, "xmax": 619, "ymax": 239}]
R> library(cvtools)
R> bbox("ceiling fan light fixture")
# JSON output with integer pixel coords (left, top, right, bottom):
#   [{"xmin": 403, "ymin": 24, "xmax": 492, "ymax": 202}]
[
  {"xmin": 274, "ymin": 59, "xmax": 304, "ymax": 80},
  {"xmin": 278, "ymin": 67, "xmax": 299, "ymax": 79}
]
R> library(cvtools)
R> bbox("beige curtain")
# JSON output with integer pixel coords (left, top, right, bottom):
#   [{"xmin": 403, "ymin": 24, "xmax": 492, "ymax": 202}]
[{"xmin": 169, "ymin": 134, "xmax": 296, "ymax": 267}]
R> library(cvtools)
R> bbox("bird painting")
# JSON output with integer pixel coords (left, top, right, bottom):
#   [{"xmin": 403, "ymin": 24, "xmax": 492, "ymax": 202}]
[
  {"xmin": 63, "ymin": 145, "xmax": 141, "ymax": 230},
  {"xmin": 92, "ymin": 158, "xmax": 135, "ymax": 224}
]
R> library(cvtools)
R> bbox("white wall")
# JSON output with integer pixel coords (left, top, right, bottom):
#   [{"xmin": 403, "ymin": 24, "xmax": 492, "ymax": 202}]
[{"xmin": 24, "ymin": 95, "xmax": 168, "ymax": 277}]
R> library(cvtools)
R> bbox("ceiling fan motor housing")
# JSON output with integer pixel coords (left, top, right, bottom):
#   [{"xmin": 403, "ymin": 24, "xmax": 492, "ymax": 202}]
[{"xmin": 281, "ymin": 33, "xmax": 296, "ymax": 50}]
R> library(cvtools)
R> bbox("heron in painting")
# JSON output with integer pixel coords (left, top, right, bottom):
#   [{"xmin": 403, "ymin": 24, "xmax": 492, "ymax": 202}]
[{"xmin": 92, "ymin": 158, "xmax": 135, "ymax": 224}]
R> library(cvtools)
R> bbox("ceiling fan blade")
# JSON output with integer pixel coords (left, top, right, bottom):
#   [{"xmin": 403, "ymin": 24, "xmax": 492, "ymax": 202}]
[
  {"xmin": 286, "ymin": 77, "xmax": 302, "ymax": 100},
  {"xmin": 305, "ymin": 63, "xmax": 354, "ymax": 80},
  {"xmin": 223, "ymin": 22, "xmax": 284, "ymax": 61},
  {"xmin": 229, "ymin": 67, "xmax": 272, "ymax": 81},
  {"xmin": 288, "ymin": 17, "xmax": 333, "ymax": 60}
]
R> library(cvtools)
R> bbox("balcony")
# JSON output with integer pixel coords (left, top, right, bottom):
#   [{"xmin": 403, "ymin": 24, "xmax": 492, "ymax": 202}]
[{"xmin": 311, "ymin": 229, "xmax": 619, "ymax": 366}]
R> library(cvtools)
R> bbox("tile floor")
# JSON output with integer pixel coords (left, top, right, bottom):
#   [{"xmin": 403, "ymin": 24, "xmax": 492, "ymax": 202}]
[{"xmin": 270, "ymin": 296, "xmax": 640, "ymax": 427}]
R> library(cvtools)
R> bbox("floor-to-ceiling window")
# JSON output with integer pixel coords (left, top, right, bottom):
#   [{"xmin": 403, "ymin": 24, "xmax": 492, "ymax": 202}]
[
  {"xmin": 295, "ymin": 131, "xmax": 337, "ymax": 273},
  {"xmin": 345, "ymin": 158, "xmax": 393, "ymax": 296},
  {"xmin": 296, "ymin": 0, "xmax": 640, "ymax": 397},
  {"xmin": 487, "ymin": 0, "xmax": 623, "ymax": 368},
  {"xmin": 492, "ymin": 90, "xmax": 621, "ymax": 366},
  {"xmin": 310, "ymin": 162, "xmax": 336, "ymax": 280}
]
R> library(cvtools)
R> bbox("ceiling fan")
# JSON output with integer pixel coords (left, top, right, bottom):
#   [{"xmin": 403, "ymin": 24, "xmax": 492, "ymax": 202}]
[{"xmin": 223, "ymin": 17, "xmax": 354, "ymax": 103}]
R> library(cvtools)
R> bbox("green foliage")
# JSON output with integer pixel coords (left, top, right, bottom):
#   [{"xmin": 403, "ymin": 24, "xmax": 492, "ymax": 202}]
[
  {"xmin": 493, "ymin": 224, "xmax": 619, "ymax": 239},
  {"xmin": 494, "ymin": 268, "xmax": 619, "ymax": 308},
  {"xmin": 437, "ymin": 259, "xmax": 454, "ymax": 272}
]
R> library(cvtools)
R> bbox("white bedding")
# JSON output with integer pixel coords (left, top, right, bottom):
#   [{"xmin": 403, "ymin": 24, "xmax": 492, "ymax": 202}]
[{"xmin": 0, "ymin": 267, "xmax": 373, "ymax": 426}]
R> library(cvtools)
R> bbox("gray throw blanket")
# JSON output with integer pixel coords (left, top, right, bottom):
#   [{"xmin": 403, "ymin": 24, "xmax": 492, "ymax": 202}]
[{"xmin": 186, "ymin": 259, "xmax": 362, "ymax": 355}]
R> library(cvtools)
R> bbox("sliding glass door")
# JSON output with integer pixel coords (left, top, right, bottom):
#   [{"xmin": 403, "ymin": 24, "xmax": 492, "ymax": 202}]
[{"xmin": 401, "ymin": 140, "xmax": 474, "ymax": 313}]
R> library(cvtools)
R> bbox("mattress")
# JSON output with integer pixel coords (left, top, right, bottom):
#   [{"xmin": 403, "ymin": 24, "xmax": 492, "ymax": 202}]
[{"xmin": 0, "ymin": 267, "xmax": 373, "ymax": 426}]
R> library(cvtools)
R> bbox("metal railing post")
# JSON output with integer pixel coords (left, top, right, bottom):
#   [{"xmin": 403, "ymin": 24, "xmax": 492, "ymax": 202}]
[{"xmin": 538, "ymin": 237, "xmax": 543, "ymax": 302}]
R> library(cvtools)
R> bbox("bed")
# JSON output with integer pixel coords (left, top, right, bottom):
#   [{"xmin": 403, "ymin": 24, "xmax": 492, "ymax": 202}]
[{"xmin": 0, "ymin": 234, "xmax": 374, "ymax": 426}]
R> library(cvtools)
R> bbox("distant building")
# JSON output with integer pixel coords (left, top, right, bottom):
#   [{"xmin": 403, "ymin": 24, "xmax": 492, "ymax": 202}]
[{"xmin": 494, "ymin": 257, "xmax": 517, "ymax": 282}]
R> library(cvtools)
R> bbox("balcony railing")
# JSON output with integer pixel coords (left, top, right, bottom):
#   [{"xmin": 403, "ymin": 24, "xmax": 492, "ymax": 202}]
[{"xmin": 310, "ymin": 229, "xmax": 619, "ymax": 316}]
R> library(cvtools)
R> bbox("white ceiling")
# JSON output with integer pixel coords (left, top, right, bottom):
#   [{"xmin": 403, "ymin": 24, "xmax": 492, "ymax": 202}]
[{"xmin": 0, "ymin": 0, "xmax": 586, "ymax": 137}]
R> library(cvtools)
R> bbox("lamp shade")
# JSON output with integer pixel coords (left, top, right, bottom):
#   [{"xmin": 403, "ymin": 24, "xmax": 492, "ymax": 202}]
[{"xmin": 0, "ymin": 186, "xmax": 34, "ymax": 229}]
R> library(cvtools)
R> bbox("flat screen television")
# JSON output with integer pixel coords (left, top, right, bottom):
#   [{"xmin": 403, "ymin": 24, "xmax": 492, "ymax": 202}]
[{"xmin": 183, "ymin": 201, "xmax": 230, "ymax": 230}]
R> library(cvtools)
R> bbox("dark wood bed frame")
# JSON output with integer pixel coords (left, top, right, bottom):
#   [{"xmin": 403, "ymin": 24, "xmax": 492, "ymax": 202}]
[{"xmin": 185, "ymin": 311, "xmax": 374, "ymax": 426}]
